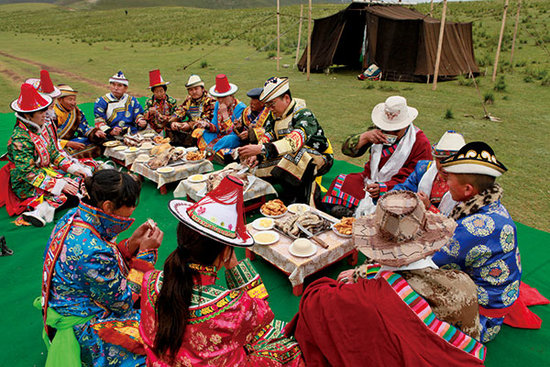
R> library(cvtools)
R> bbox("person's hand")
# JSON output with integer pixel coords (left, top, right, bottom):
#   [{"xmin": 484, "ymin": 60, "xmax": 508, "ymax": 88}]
[
  {"xmin": 238, "ymin": 144, "xmax": 262, "ymax": 159},
  {"xmin": 74, "ymin": 170, "xmax": 90, "ymax": 178},
  {"xmin": 148, "ymin": 107, "xmax": 157, "ymax": 115},
  {"xmin": 180, "ymin": 122, "xmax": 191, "ymax": 132},
  {"xmin": 62, "ymin": 178, "xmax": 79, "ymax": 196},
  {"xmin": 337, "ymin": 269, "xmax": 355, "ymax": 283},
  {"xmin": 360, "ymin": 129, "xmax": 388, "ymax": 146},
  {"xmin": 417, "ymin": 191, "xmax": 431, "ymax": 210},
  {"xmin": 95, "ymin": 130, "xmax": 107, "ymax": 139},
  {"xmin": 365, "ymin": 182, "xmax": 380, "ymax": 198},
  {"xmin": 195, "ymin": 120, "xmax": 207, "ymax": 129},
  {"xmin": 223, "ymin": 248, "xmax": 239, "ymax": 270},
  {"xmin": 66, "ymin": 141, "xmax": 86, "ymax": 150},
  {"xmin": 245, "ymin": 155, "xmax": 259, "ymax": 168},
  {"xmin": 137, "ymin": 118, "xmax": 148, "ymax": 129},
  {"xmin": 238, "ymin": 130, "xmax": 248, "ymax": 140},
  {"xmin": 110, "ymin": 127, "xmax": 122, "ymax": 136},
  {"xmin": 128, "ymin": 220, "xmax": 161, "ymax": 254},
  {"xmin": 218, "ymin": 103, "xmax": 229, "ymax": 119}
]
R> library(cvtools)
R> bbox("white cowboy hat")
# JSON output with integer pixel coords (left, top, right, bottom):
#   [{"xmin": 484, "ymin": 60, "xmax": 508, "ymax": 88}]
[
  {"xmin": 371, "ymin": 96, "xmax": 418, "ymax": 131},
  {"xmin": 185, "ymin": 74, "xmax": 205, "ymax": 88}
]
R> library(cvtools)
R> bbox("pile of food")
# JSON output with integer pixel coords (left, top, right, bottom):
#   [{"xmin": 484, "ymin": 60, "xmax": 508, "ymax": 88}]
[
  {"xmin": 206, "ymin": 164, "xmax": 249, "ymax": 192},
  {"xmin": 275, "ymin": 212, "xmax": 331, "ymax": 238},
  {"xmin": 186, "ymin": 151, "xmax": 204, "ymax": 161},
  {"xmin": 334, "ymin": 217, "xmax": 355, "ymax": 236},
  {"xmin": 147, "ymin": 147, "xmax": 187, "ymax": 169},
  {"xmin": 261, "ymin": 199, "xmax": 287, "ymax": 217},
  {"xmin": 123, "ymin": 133, "xmax": 169, "ymax": 148}
]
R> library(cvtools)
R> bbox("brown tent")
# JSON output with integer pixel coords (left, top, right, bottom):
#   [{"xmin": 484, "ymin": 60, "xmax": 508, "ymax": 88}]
[{"xmin": 298, "ymin": 3, "xmax": 478, "ymax": 81}]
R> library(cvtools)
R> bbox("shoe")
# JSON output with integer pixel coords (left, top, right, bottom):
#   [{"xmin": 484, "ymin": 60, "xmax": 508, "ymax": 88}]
[
  {"xmin": 0, "ymin": 237, "xmax": 13, "ymax": 256},
  {"xmin": 330, "ymin": 205, "xmax": 355, "ymax": 219},
  {"xmin": 22, "ymin": 210, "xmax": 46, "ymax": 227}
]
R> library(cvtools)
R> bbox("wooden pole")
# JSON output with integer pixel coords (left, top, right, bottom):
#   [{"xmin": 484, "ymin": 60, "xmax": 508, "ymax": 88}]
[
  {"xmin": 429, "ymin": 0, "xmax": 434, "ymax": 17},
  {"xmin": 307, "ymin": 0, "xmax": 312, "ymax": 81},
  {"xmin": 432, "ymin": 0, "xmax": 447, "ymax": 91},
  {"xmin": 277, "ymin": 0, "xmax": 280, "ymax": 71},
  {"xmin": 510, "ymin": 0, "xmax": 522, "ymax": 65},
  {"xmin": 295, "ymin": 4, "xmax": 304, "ymax": 67},
  {"xmin": 493, "ymin": 0, "xmax": 510, "ymax": 82}
]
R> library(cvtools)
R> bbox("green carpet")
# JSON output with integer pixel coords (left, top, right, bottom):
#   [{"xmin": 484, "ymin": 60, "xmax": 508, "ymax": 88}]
[{"xmin": 0, "ymin": 104, "xmax": 548, "ymax": 366}]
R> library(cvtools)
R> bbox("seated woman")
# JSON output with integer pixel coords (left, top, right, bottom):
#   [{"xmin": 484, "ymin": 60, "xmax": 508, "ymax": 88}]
[
  {"xmin": 53, "ymin": 84, "xmax": 106, "ymax": 158},
  {"xmin": 140, "ymin": 176, "xmax": 304, "ymax": 366},
  {"xmin": 192, "ymin": 74, "xmax": 246, "ymax": 156},
  {"xmin": 1, "ymin": 83, "xmax": 92, "ymax": 227},
  {"xmin": 39, "ymin": 169, "xmax": 163, "ymax": 367}
]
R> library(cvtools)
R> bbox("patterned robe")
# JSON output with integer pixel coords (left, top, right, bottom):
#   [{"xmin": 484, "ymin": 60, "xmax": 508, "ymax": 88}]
[
  {"xmin": 44, "ymin": 202, "xmax": 158, "ymax": 366},
  {"xmin": 54, "ymin": 101, "xmax": 102, "ymax": 158},
  {"xmin": 322, "ymin": 127, "xmax": 432, "ymax": 208},
  {"xmin": 239, "ymin": 106, "xmax": 270, "ymax": 144},
  {"xmin": 173, "ymin": 93, "xmax": 215, "ymax": 123},
  {"xmin": 143, "ymin": 95, "xmax": 177, "ymax": 134},
  {"xmin": 6, "ymin": 117, "xmax": 81, "ymax": 209},
  {"xmin": 94, "ymin": 93, "xmax": 145, "ymax": 134},
  {"xmin": 140, "ymin": 259, "xmax": 304, "ymax": 367},
  {"xmin": 288, "ymin": 266, "xmax": 486, "ymax": 366},
  {"xmin": 256, "ymin": 98, "xmax": 333, "ymax": 184},
  {"xmin": 433, "ymin": 185, "xmax": 521, "ymax": 343},
  {"xmin": 194, "ymin": 100, "xmax": 246, "ymax": 153}
]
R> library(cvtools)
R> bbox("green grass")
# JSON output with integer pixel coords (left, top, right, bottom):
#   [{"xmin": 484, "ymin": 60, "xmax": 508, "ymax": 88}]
[{"xmin": 0, "ymin": 0, "xmax": 548, "ymax": 233}]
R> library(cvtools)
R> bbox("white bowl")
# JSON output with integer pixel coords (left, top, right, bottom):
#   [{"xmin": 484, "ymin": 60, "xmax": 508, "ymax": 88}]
[
  {"xmin": 252, "ymin": 217, "xmax": 274, "ymax": 231},
  {"xmin": 188, "ymin": 174, "xmax": 207, "ymax": 183},
  {"xmin": 288, "ymin": 203, "xmax": 310, "ymax": 215},
  {"xmin": 113, "ymin": 145, "xmax": 128, "ymax": 152},
  {"xmin": 253, "ymin": 230, "xmax": 279, "ymax": 245},
  {"xmin": 142, "ymin": 132, "xmax": 156, "ymax": 139},
  {"xmin": 156, "ymin": 167, "xmax": 175, "ymax": 177},
  {"xmin": 186, "ymin": 147, "xmax": 198, "ymax": 152},
  {"xmin": 289, "ymin": 238, "xmax": 317, "ymax": 258}
]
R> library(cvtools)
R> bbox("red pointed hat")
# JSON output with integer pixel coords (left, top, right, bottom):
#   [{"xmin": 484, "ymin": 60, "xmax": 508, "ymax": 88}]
[
  {"xmin": 25, "ymin": 70, "xmax": 61, "ymax": 98},
  {"xmin": 169, "ymin": 175, "xmax": 253, "ymax": 247},
  {"xmin": 209, "ymin": 74, "xmax": 238, "ymax": 98},
  {"xmin": 11, "ymin": 83, "xmax": 52, "ymax": 113},
  {"xmin": 148, "ymin": 69, "xmax": 170, "ymax": 89}
]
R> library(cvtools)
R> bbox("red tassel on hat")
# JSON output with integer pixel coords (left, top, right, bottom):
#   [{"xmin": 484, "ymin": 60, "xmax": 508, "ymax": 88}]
[
  {"xmin": 18, "ymin": 83, "xmax": 50, "ymax": 111},
  {"xmin": 214, "ymin": 74, "xmax": 231, "ymax": 94},
  {"xmin": 39, "ymin": 70, "xmax": 55, "ymax": 94}
]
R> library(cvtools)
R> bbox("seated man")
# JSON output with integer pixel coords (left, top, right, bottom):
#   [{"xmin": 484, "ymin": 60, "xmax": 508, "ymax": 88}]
[
  {"xmin": 288, "ymin": 191, "xmax": 486, "ymax": 366},
  {"xmin": 53, "ymin": 84, "xmax": 106, "ymax": 158},
  {"xmin": 235, "ymin": 87, "xmax": 269, "ymax": 145},
  {"xmin": 192, "ymin": 74, "xmax": 246, "ymax": 154},
  {"xmin": 433, "ymin": 142, "xmax": 521, "ymax": 343},
  {"xmin": 167, "ymin": 74, "xmax": 215, "ymax": 146},
  {"xmin": 143, "ymin": 69, "xmax": 177, "ymax": 134},
  {"xmin": 238, "ymin": 77, "xmax": 333, "ymax": 205},
  {"xmin": 392, "ymin": 130, "xmax": 465, "ymax": 216},
  {"xmin": 94, "ymin": 71, "xmax": 147, "ymax": 138},
  {"xmin": 322, "ymin": 96, "xmax": 432, "ymax": 218}
]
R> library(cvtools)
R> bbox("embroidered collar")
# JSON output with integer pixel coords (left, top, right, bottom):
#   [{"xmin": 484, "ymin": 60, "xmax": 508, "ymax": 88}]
[
  {"xmin": 76, "ymin": 202, "xmax": 135, "ymax": 241},
  {"xmin": 450, "ymin": 184, "xmax": 503, "ymax": 221},
  {"xmin": 54, "ymin": 101, "xmax": 70, "ymax": 114},
  {"xmin": 189, "ymin": 263, "xmax": 218, "ymax": 285},
  {"xmin": 107, "ymin": 93, "xmax": 127, "ymax": 102},
  {"xmin": 15, "ymin": 113, "xmax": 43, "ymax": 134},
  {"xmin": 191, "ymin": 93, "xmax": 208, "ymax": 104}
]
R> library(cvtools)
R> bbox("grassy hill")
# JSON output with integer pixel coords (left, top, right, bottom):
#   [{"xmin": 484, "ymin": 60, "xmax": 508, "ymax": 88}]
[{"xmin": 0, "ymin": 0, "xmax": 549, "ymax": 232}]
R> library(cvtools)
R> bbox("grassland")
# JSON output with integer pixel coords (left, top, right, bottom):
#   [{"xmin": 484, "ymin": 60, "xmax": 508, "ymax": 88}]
[{"xmin": 0, "ymin": 0, "xmax": 549, "ymax": 230}]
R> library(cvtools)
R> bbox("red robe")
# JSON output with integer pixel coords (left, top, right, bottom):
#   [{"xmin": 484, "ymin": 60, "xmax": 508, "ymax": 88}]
[{"xmin": 286, "ymin": 274, "xmax": 486, "ymax": 367}]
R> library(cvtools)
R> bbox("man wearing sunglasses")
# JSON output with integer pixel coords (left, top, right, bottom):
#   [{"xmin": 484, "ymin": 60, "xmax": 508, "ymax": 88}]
[{"xmin": 238, "ymin": 77, "xmax": 333, "ymax": 206}]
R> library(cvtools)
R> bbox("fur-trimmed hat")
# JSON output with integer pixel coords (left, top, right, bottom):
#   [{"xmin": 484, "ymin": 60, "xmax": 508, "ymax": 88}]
[{"xmin": 440, "ymin": 141, "xmax": 507, "ymax": 177}]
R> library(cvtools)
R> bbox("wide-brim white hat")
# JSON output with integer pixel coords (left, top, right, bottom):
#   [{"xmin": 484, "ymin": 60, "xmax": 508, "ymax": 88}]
[
  {"xmin": 185, "ymin": 74, "xmax": 205, "ymax": 89},
  {"xmin": 432, "ymin": 130, "xmax": 466, "ymax": 158},
  {"xmin": 209, "ymin": 74, "xmax": 238, "ymax": 98},
  {"xmin": 371, "ymin": 96, "xmax": 418, "ymax": 131}
]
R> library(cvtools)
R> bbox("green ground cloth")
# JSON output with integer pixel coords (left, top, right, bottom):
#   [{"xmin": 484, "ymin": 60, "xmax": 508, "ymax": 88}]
[{"xmin": 0, "ymin": 103, "xmax": 548, "ymax": 366}]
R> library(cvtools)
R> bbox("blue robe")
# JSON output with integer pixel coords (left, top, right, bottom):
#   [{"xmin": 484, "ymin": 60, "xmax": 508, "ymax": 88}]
[
  {"xmin": 94, "ymin": 93, "xmax": 144, "ymax": 134},
  {"xmin": 46, "ymin": 202, "xmax": 157, "ymax": 366},
  {"xmin": 392, "ymin": 160, "xmax": 431, "ymax": 192},
  {"xmin": 433, "ymin": 199, "xmax": 521, "ymax": 343},
  {"xmin": 202, "ymin": 101, "xmax": 246, "ymax": 152}
]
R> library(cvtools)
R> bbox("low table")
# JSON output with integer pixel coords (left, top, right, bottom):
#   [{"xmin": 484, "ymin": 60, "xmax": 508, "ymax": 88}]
[
  {"xmin": 103, "ymin": 146, "xmax": 137, "ymax": 168},
  {"xmin": 131, "ymin": 160, "xmax": 214, "ymax": 194},
  {"xmin": 246, "ymin": 212, "xmax": 358, "ymax": 296},
  {"xmin": 174, "ymin": 173, "xmax": 277, "ymax": 213}
]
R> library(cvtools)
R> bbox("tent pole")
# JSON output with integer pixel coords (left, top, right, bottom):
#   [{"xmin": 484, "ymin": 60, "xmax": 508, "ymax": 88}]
[
  {"xmin": 432, "ymin": 0, "xmax": 448, "ymax": 91},
  {"xmin": 295, "ymin": 4, "xmax": 304, "ymax": 67},
  {"xmin": 429, "ymin": 0, "xmax": 434, "ymax": 17},
  {"xmin": 493, "ymin": 0, "xmax": 510, "ymax": 82},
  {"xmin": 277, "ymin": 0, "xmax": 280, "ymax": 71},
  {"xmin": 307, "ymin": 0, "xmax": 312, "ymax": 81},
  {"xmin": 510, "ymin": 0, "xmax": 522, "ymax": 65}
]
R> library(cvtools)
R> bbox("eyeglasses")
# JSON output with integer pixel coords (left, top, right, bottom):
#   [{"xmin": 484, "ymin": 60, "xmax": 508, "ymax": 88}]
[{"xmin": 264, "ymin": 98, "xmax": 279, "ymax": 109}]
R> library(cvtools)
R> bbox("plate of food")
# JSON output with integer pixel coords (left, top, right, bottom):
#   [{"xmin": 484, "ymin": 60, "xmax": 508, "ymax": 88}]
[
  {"xmin": 332, "ymin": 217, "xmax": 355, "ymax": 238},
  {"xmin": 260, "ymin": 199, "xmax": 287, "ymax": 218},
  {"xmin": 288, "ymin": 203, "xmax": 310, "ymax": 215},
  {"xmin": 113, "ymin": 145, "xmax": 128, "ymax": 151},
  {"xmin": 125, "ymin": 146, "xmax": 140, "ymax": 153},
  {"xmin": 134, "ymin": 154, "xmax": 150, "ymax": 163},
  {"xmin": 288, "ymin": 238, "xmax": 317, "ymax": 258},
  {"xmin": 142, "ymin": 132, "xmax": 156, "ymax": 139},
  {"xmin": 253, "ymin": 230, "xmax": 279, "ymax": 245},
  {"xmin": 156, "ymin": 166, "xmax": 175, "ymax": 176},
  {"xmin": 252, "ymin": 217, "xmax": 274, "ymax": 231},
  {"xmin": 188, "ymin": 174, "xmax": 207, "ymax": 183},
  {"xmin": 185, "ymin": 150, "xmax": 205, "ymax": 163},
  {"xmin": 103, "ymin": 140, "xmax": 121, "ymax": 148}
]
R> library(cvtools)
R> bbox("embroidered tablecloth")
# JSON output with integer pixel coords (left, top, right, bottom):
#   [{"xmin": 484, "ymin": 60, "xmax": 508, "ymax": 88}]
[
  {"xmin": 174, "ymin": 173, "xmax": 277, "ymax": 201},
  {"xmin": 246, "ymin": 211, "xmax": 355, "ymax": 293},
  {"xmin": 131, "ymin": 160, "xmax": 214, "ymax": 188}
]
